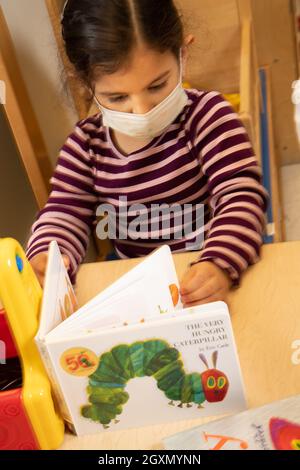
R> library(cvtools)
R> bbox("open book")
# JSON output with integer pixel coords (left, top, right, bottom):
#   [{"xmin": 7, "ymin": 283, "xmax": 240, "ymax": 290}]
[
  {"xmin": 163, "ymin": 395, "xmax": 300, "ymax": 450},
  {"xmin": 35, "ymin": 241, "xmax": 247, "ymax": 436}
]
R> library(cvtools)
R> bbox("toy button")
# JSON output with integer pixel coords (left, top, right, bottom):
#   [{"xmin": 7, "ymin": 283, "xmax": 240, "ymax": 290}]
[{"xmin": 16, "ymin": 255, "xmax": 23, "ymax": 273}]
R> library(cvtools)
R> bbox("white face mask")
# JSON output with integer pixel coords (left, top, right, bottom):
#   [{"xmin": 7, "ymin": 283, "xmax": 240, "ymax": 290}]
[{"xmin": 94, "ymin": 52, "xmax": 188, "ymax": 140}]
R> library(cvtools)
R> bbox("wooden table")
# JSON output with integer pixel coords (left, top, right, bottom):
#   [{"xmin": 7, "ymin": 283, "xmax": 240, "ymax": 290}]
[{"xmin": 59, "ymin": 242, "xmax": 300, "ymax": 450}]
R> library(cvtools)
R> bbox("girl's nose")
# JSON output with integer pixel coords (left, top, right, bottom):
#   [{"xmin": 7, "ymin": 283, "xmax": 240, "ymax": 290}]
[{"xmin": 131, "ymin": 98, "xmax": 154, "ymax": 115}]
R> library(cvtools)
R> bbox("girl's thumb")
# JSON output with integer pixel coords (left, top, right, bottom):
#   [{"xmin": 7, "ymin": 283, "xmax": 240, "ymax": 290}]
[{"xmin": 62, "ymin": 255, "xmax": 70, "ymax": 269}]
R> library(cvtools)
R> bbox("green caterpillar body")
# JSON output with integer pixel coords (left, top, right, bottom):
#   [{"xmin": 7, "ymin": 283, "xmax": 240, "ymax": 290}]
[{"xmin": 81, "ymin": 339, "xmax": 229, "ymax": 428}]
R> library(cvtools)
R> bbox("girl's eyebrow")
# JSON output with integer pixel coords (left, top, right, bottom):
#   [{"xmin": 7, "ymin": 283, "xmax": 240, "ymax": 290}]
[{"xmin": 98, "ymin": 70, "xmax": 171, "ymax": 97}]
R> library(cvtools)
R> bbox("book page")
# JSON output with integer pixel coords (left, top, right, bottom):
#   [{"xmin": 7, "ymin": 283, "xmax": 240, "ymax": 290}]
[
  {"xmin": 47, "ymin": 270, "xmax": 178, "ymax": 339},
  {"xmin": 48, "ymin": 245, "xmax": 181, "ymax": 337},
  {"xmin": 71, "ymin": 273, "xmax": 175, "ymax": 329},
  {"xmin": 53, "ymin": 301, "xmax": 229, "ymax": 339},
  {"xmin": 35, "ymin": 241, "xmax": 77, "ymax": 341}
]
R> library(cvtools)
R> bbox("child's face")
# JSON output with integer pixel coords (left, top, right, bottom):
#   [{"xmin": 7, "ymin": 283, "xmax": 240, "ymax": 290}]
[{"xmin": 93, "ymin": 46, "xmax": 182, "ymax": 114}]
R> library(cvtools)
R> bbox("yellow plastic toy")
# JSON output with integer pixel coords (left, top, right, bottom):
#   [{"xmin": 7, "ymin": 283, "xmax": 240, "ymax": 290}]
[
  {"xmin": 182, "ymin": 81, "xmax": 192, "ymax": 89},
  {"xmin": 181, "ymin": 83, "xmax": 240, "ymax": 113},
  {"xmin": 223, "ymin": 93, "xmax": 240, "ymax": 113},
  {"xmin": 0, "ymin": 238, "xmax": 64, "ymax": 450}
]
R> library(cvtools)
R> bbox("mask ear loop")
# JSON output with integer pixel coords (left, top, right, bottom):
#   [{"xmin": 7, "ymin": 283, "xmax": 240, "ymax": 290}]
[
  {"xmin": 61, "ymin": 0, "xmax": 69, "ymax": 21},
  {"xmin": 179, "ymin": 48, "xmax": 184, "ymax": 84},
  {"xmin": 93, "ymin": 93, "xmax": 102, "ymax": 110}
]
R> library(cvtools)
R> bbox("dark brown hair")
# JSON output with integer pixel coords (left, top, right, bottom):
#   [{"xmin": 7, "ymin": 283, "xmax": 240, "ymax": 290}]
[{"xmin": 61, "ymin": 0, "xmax": 184, "ymax": 87}]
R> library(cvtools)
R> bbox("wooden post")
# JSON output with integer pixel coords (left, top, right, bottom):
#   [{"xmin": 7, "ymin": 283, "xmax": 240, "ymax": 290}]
[
  {"xmin": 237, "ymin": 0, "xmax": 253, "ymax": 23},
  {"xmin": 0, "ymin": 6, "xmax": 52, "ymax": 209}
]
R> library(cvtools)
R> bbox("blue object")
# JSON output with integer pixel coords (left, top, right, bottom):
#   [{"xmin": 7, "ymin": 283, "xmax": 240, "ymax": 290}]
[
  {"xmin": 16, "ymin": 254, "xmax": 24, "ymax": 273},
  {"xmin": 259, "ymin": 68, "xmax": 274, "ymax": 244},
  {"xmin": 105, "ymin": 251, "xmax": 120, "ymax": 261}
]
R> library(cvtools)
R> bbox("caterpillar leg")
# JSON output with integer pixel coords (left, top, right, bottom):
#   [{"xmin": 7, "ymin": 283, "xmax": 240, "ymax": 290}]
[
  {"xmin": 168, "ymin": 401, "xmax": 175, "ymax": 406},
  {"xmin": 103, "ymin": 424, "xmax": 110, "ymax": 429},
  {"xmin": 187, "ymin": 403, "xmax": 192, "ymax": 408},
  {"xmin": 177, "ymin": 403, "xmax": 183, "ymax": 408},
  {"xmin": 115, "ymin": 419, "xmax": 120, "ymax": 424},
  {"xmin": 197, "ymin": 404, "xmax": 204, "ymax": 409}
]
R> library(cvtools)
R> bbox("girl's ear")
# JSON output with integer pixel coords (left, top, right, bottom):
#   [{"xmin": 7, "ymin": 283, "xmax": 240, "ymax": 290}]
[
  {"xmin": 181, "ymin": 35, "xmax": 194, "ymax": 77},
  {"xmin": 184, "ymin": 34, "xmax": 195, "ymax": 47}
]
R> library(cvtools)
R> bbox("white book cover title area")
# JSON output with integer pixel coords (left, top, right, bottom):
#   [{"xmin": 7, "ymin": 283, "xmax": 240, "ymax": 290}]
[{"xmin": 35, "ymin": 241, "xmax": 246, "ymax": 436}]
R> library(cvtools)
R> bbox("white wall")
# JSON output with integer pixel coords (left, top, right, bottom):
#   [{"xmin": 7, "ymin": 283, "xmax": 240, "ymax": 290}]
[{"xmin": 0, "ymin": 0, "xmax": 78, "ymax": 167}]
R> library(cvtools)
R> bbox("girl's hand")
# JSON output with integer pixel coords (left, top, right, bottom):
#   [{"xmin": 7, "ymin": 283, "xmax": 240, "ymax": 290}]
[
  {"xmin": 29, "ymin": 252, "xmax": 70, "ymax": 287},
  {"xmin": 180, "ymin": 261, "xmax": 232, "ymax": 307}
]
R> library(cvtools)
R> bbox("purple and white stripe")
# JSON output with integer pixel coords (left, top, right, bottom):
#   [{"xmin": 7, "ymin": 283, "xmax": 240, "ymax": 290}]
[{"xmin": 26, "ymin": 89, "xmax": 268, "ymax": 284}]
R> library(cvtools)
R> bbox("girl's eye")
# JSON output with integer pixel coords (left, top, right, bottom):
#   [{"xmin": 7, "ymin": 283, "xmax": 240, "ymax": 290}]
[
  {"xmin": 109, "ymin": 95, "xmax": 127, "ymax": 103},
  {"xmin": 149, "ymin": 82, "xmax": 167, "ymax": 92},
  {"xmin": 107, "ymin": 81, "xmax": 167, "ymax": 103}
]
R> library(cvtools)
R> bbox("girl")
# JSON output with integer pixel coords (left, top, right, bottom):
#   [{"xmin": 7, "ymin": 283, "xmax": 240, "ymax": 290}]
[{"xmin": 27, "ymin": 0, "xmax": 268, "ymax": 307}]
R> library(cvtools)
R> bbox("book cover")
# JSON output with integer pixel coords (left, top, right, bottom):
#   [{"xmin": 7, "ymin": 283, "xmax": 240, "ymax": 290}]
[
  {"xmin": 36, "ymin": 242, "xmax": 246, "ymax": 436},
  {"xmin": 163, "ymin": 395, "xmax": 300, "ymax": 450},
  {"xmin": 45, "ymin": 303, "xmax": 245, "ymax": 435}
]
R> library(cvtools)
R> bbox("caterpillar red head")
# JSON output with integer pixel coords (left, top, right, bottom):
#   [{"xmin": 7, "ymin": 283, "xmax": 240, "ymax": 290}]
[{"xmin": 199, "ymin": 351, "xmax": 229, "ymax": 402}]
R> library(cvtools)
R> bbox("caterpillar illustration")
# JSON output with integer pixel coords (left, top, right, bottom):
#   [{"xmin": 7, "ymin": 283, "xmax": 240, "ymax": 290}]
[{"xmin": 81, "ymin": 340, "xmax": 229, "ymax": 428}]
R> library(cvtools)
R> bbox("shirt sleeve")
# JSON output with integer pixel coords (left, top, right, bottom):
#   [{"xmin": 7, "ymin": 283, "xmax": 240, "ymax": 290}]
[
  {"xmin": 189, "ymin": 91, "xmax": 269, "ymax": 285},
  {"xmin": 26, "ymin": 121, "xmax": 98, "ymax": 284}
]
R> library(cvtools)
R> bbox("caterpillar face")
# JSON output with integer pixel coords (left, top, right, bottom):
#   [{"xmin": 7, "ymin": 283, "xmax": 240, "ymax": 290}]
[{"xmin": 201, "ymin": 369, "xmax": 229, "ymax": 402}]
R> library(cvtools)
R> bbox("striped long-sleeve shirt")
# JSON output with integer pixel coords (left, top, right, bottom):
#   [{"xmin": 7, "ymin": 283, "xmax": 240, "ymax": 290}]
[{"xmin": 26, "ymin": 89, "xmax": 268, "ymax": 285}]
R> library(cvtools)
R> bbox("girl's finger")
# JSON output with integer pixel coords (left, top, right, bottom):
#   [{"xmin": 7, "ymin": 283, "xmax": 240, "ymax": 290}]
[
  {"xmin": 183, "ymin": 289, "xmax": 227, "ymax": 308},
  {"xmin": 180, "ymin": 268, "xmax": 196, "ymax": 295},
  {"xmin": 30, "ymin": 253, "xmax": 48, "ymax": 272},
  {"xmin": 36, "ymin": 273, "xmax": 45, "ymax": 288},
  {"xmin": 180, "ymin": 265, "xmax": 209, "ymax": 295},
  {"xmin": 62, "ymin": 255, "xmax": 70, "ymax": 268},
  {"xmin": 181, "ymin": 277, "xmax": 217, "ymax": 304}
]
